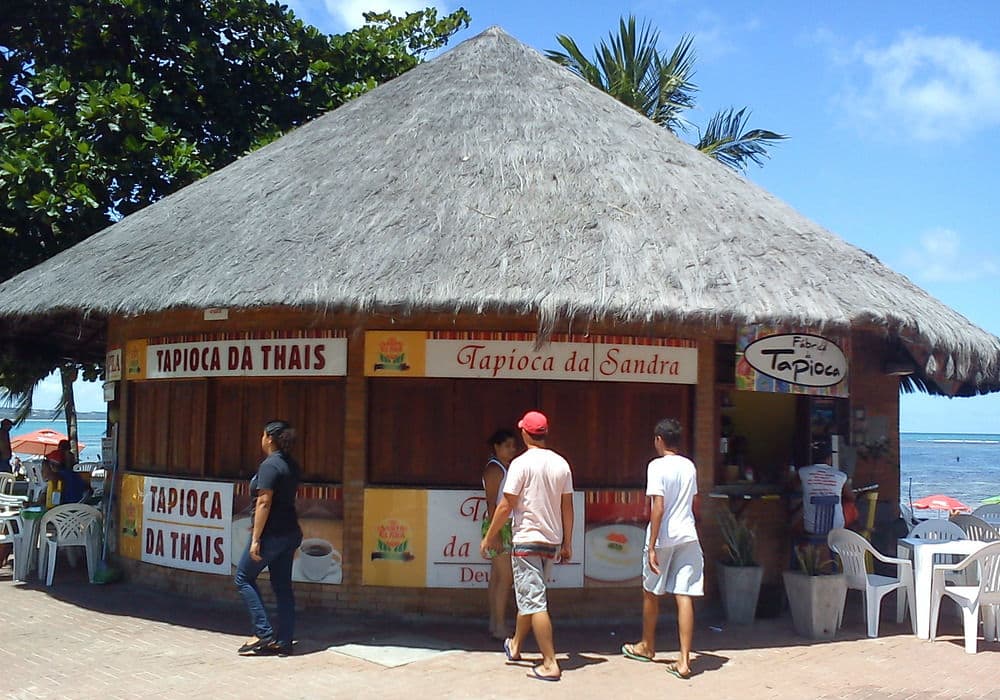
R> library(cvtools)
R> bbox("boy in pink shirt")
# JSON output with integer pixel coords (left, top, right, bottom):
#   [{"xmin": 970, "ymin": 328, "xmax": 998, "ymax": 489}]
[{"xmin": 481, "ymin": 410, "xmax": 574, "ymax": 681}]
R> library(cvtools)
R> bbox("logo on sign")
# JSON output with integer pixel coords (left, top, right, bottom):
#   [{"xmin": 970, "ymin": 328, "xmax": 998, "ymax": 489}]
[
  {"xmin": 743, "ymin": 334, "xmax": 847, "ymax": 387},
  {"xmin": 371, "ymin": 518, "xmax": 415, "ymax": 562},
  {"xmin": 374, "ymin": 337, "xmax": 410, "ymax": 372}
]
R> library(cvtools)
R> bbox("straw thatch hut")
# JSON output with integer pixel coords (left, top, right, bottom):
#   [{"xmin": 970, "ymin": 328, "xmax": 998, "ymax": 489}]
[{"xmin": 2, "ymin": 27, "xmax": 998, "ymax": 615}]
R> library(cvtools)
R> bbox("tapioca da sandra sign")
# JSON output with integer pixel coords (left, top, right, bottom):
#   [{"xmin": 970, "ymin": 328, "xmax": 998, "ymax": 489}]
[{"xmin": 141, "ymin": 477, "xmax": 234, "ymax": 575}]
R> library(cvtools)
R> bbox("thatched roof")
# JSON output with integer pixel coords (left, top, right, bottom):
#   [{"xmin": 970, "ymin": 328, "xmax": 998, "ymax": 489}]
[{"xmin": 2, "ymin": 27, "xmax": 999, "ymax": 395}]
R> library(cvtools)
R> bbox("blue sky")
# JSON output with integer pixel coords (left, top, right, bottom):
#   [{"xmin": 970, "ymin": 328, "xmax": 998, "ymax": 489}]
[{"xmin": 42, "ymin": 1, "xmax": 1000, "ymax": 433}]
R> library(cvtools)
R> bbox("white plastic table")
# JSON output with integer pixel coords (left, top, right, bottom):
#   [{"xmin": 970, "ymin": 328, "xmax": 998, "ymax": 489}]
[{"xmin": 897, "ymin": 537, "xmax": 988, "ymax": 639}]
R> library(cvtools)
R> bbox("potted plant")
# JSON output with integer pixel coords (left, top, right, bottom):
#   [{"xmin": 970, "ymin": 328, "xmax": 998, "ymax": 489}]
[
  {"xmin": 782, "ymin": 544, "xmax": 847, "ymax": 640},
  {"xmin": 717, "ymin": 509, "xmax": 763, "ymax": 625}
]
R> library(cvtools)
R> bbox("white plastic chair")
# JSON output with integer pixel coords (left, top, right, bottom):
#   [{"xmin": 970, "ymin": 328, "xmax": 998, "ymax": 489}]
[
  {"xmin": 929, "ymin": 541, "xmax": 1000, "ymax": 653},
  {"xmin": 828, "ymin": 528, "xmax": 915, "ymax": 637},
  {"xmin": 22, "ymin": 461, "xmax": 47, "ymax": 504},
  {"xmin": 909, "ymin": 519, "xmax": 968, "ymax": 541},
  {"xmin": 0, "ymin": 509, "xmax": 22, "ymax": 560},
  {"xmin": 972, "ymin": 505, "xmax": 1000, "ymax": 527},
  {"xmin": 0, "ymin": 509, "xmax": 32, "ymax": 582},
  {"xmin": 0, "ymin": 493, "xmax": 28, "ymax": 513},
  {"xmin": 37, "ymin": 504, "xmax": 102, "ymax": 585},
  {"xmin": 0, "ymin": 472, "xmax": 15, "ymax": 495},
  {"xmin": 951, "ymin": 514, "xmax": 1000, "ymax": 542}
]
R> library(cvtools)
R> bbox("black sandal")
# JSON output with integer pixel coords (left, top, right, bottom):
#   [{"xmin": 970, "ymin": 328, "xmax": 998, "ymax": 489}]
[
  {"xmin": 265, "ymin": 641, "xmax": 293, "ymax": 657},
  {"xmin": 237, "ymin": 636, "xmax": 274, "ymax": 655}
]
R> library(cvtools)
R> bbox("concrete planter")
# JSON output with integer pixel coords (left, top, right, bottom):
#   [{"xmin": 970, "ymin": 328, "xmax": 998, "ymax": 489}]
[
  {"xmin": 782, "ymin": 570, "xmax": 846, "ymax": 640},
  {"xmin": 719, "ymin": 563, "xmax": 763, "ymax": 625}
]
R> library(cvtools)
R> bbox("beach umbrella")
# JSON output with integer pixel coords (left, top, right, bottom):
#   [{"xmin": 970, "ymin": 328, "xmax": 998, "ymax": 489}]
[
  {"xmin": 912, "ymin": 494, "xmax": 972, "ymax": 514},
  {"xmin": 10, "ymin": 428, "xmax": 86, "ymax": 456},
  {"xmin": 981, "ymin": 495, "xmax": 1000, "ymax": 505}
]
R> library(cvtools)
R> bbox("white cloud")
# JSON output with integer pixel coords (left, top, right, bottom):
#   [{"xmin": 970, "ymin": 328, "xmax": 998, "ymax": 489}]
[
  {"xmin": 276, "ymin": 1, "xmax": 442, "ymax": 33},
  {"xmin": 844, "ymin": 33, "xmax": 1000, "ymax": 142},
  {"xmin": 900, "ymin": 228, "xmax": 999, "ymax": 282},
  {"xmin": 685, "ymin": 10, "xmax": 761, "ymax": 63},
  {"xmin": 324, "ymin": 0, "xmax": 436, "ymax": 30}
]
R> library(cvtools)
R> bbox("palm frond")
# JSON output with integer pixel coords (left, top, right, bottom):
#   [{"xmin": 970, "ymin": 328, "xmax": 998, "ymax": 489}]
[
  {"xmin": 696, "ymin": 107, "xmax": 787, "ymax": 171},
  {"xmin": 546, "ymin": 35, "xmax": 608, "ymax": 92},
  {"xmin": 548, "ymin": 16, "xmax": 698, "ymax": 133},
  {"xmin": 646, "ymin": 34, "xmax": 698, "ymax": 132},
  {"xmin": 0, "ymin": 365, "xmax": 49, "ymax": 424}
]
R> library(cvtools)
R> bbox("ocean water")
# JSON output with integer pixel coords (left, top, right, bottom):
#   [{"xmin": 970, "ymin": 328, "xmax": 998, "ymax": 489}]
[
  {"xmin": 9, "ymin": 422, "xmax": 999, "ymax": 509},
  {"xmin": 9, "ymin": 418, "xmax": 107, "ymax": 462},
  {"xmin": 900, "ymin": 432, "xmax": 1000, "ymax": 513}
]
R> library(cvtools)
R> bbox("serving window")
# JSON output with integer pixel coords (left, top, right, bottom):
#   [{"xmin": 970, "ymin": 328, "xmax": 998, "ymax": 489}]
[
  {"xmin": 367, "ymin": 378, "xmax": 691, "ymax": 488},
  {"xmin": 126, "ymin": 378, "xmax": 345, "ymax": 482}
]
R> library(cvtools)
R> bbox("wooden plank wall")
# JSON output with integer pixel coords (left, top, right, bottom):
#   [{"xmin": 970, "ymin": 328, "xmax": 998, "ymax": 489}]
[{"xmin": 106, "ymin": 309, "xmax": 901, "ymax": 613}]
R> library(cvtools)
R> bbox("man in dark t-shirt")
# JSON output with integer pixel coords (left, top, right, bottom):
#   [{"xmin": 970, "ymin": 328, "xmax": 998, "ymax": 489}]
[{"xmin": 44, "ymin": 440, "xmax": 87, "ymax": 504}]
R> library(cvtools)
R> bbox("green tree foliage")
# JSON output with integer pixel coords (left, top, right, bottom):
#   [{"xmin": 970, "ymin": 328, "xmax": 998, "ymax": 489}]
[
  {"xmin": 0, "ymin": 0, "xmax": 470, "ymax": 279},
  {"xmin": 0, "ymin": 1, "xmax": 470, "ymax": 434},
  {"xmin": 547, "ymin": 16, "xmax": 785, "ymax": 172}
]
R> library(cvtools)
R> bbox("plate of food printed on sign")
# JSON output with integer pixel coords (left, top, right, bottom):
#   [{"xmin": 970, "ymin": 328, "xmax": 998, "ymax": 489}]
[{"xmin": 584, "ymin": 523, "xmax": 645, "ymax": 582}]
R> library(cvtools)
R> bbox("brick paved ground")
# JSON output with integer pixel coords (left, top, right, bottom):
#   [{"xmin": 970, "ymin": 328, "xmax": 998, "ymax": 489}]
[{"xmin": 1, "ymin": 560, "xmax": 997, "ymax": 700}]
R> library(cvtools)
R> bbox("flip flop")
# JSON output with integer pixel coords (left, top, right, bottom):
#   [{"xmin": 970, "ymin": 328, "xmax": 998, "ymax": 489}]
[
  {"xmin": 530, "ymin": 666, "xmax": 560, "ymax": 682},
  {"xmin": 503, "ymin": 637, "xmax": 521, "ymax": 662},
  {"xmin": 621, "ymin": 643, "xmax": 653, "ymax": 662},
  {"xmin": 665, "ymin": 663, "xmax": 692, "ymax": 680}
]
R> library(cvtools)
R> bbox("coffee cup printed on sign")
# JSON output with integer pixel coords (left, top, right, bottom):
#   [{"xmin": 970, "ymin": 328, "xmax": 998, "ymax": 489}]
[{"xmin": 298, "ymin": 537, "xmax": 342, "ymax": 582}]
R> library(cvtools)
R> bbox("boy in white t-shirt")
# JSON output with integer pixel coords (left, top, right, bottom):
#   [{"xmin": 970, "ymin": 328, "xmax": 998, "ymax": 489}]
[
  {"xmin": 621, "ymin": 418, "xmax": 703, "ymax": 680},
  {"xmin": 480, "ymin": 410, "xmax": 574, "ymax": 682}
]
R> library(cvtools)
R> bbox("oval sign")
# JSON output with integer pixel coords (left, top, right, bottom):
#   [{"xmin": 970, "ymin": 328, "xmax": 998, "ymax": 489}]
[{"xmin": 743, "ymin": 333, "xmax": 847, "ymax": 388}]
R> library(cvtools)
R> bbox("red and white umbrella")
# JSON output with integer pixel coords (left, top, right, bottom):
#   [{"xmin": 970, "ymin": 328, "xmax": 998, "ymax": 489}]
[
  {"xmin": 9, "ymin": 428, "xmax": 86, "ymax": 456},
  {"xmin": 912, "ymin": 494, "xmax": 972, "ymax": 515}
]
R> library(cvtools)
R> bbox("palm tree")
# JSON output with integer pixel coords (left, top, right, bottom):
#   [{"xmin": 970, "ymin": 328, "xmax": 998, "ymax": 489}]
[
  {"xmin": 547, "ymin": 16, "xmax": 785, "ymax": 172},
  {"xmin": 1, "ymin": 361, "xmax": 83, "ymax": 456}
]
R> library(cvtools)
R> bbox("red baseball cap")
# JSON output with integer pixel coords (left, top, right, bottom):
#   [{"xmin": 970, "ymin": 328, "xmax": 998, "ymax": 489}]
[{"xmin": 518, "ymin": 410, "xmax": 548, "ymax": 436}]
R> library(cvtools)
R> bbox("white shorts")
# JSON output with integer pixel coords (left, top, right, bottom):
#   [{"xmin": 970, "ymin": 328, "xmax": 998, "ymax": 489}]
[
  {"xmin": 642, "ymin": 540, "xmax": 704, "ymax": 597},
  {"xmin": 511, "ymin": 547, "xmax": 556, "ymax": 614}
]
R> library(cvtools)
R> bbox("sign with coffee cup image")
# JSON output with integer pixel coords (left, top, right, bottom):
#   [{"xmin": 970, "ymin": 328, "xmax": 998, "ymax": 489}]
[
  {"xmin": 298, "ymin": 537, "xmax": 343, "ymax": 583},
  {"xmin": 231, "ymin": 484, "xmax": 344, "ymax": 585}
]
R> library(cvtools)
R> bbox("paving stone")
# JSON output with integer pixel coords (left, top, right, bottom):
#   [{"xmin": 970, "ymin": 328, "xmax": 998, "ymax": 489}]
[{"xmin": 1, "ymin": 560, "xmax": 997, "ymax": 699}]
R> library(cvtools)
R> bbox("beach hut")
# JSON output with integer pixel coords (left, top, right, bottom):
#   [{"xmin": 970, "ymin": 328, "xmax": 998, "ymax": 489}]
[{"xmin": 1, "ymin": 27, "xmax": 999, "ymax": 616}]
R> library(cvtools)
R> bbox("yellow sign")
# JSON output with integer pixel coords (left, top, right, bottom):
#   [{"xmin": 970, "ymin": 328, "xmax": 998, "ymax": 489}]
[
  {"xmin": 363, "ymin": 331, "xmax": 427, "ymax": 377},
  {"xmin": 118, "ymin": 473, "xmax": 146, "ymax": 560},
  {"xmin": 362, "ymin": 489, "xmax": 427, "ymax": 586},
  {"xmin": 124, "ymin": 339, "xmax": 148, "ymax": 380}
]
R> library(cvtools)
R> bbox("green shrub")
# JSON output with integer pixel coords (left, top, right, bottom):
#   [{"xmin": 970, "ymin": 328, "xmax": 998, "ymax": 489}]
[{"xmin": 718, "ymin": 509, "xmax": 757, "ymax": 567}]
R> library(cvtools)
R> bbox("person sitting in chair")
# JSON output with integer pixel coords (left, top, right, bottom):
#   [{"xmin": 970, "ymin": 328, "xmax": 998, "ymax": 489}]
[
  {"xmin": 796, "ymin": 444, "xmax": 854, "ymax": 535},
  {"xmin": 43, "ymin": 440, "xmax": 87, "ymax": 504}
]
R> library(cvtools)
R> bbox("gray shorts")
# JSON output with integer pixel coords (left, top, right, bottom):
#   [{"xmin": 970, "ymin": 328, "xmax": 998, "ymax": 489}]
[
  {"xmin": 511, "ymin": 546, "xmax": 556, "ymax": 614},
  {"xmin": 642, "ymin": 540, "xmax": 704, "ymax": 597}
]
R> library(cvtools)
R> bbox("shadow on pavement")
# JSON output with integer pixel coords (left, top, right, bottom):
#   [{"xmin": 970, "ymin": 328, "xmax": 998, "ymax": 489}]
[{"xmin": 3, "ymin": 560, "xmax": 986, "ymax": 662}]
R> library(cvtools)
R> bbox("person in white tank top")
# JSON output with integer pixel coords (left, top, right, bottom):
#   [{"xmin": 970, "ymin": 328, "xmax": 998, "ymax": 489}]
[{"xmin": 482, "ymin": 428, "xmax": 518, "ymax": 640}]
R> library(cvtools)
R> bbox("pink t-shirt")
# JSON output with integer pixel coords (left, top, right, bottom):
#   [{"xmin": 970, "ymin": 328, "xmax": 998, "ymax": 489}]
[{"xmin": 504, "ymin": 447, "xmax": 574, "ymax": 546}]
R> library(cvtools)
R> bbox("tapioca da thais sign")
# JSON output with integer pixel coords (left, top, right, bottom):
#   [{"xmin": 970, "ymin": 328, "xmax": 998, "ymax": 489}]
[{"xmin": 743, "ymin": 334, "xmax": 847, "ymax": 388}]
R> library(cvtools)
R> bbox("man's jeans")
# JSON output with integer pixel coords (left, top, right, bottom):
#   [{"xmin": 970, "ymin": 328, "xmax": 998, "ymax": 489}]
[{"xmin": 234, "ymin": 530, "xmax": 302, "ymax": 645}]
